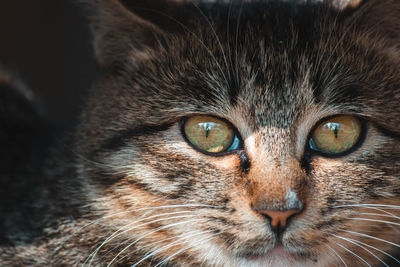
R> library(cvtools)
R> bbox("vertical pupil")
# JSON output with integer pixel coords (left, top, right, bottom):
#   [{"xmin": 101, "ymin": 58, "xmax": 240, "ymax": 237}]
[
  {"xmin": 334, "ymin": 124, "xmax": 338, "ymax": 139},
  {"xmin": 205, "ymin": 123, "xmax": 210, "ymax": 138}
]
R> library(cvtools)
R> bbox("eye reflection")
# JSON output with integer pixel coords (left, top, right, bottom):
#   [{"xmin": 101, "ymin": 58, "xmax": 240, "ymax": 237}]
[
  {"xmin": 323, "ymin": 122, "xmax": 343, "ymax": 138},
  {"xmin": 198, "ymin": 122, "xmax": 220, "ymax": 138}
]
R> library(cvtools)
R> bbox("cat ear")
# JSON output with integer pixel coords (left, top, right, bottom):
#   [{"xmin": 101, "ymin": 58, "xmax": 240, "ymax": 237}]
[
  {"xmin": 348, "ymin": 0, "xmax": 400, "ymax": 50},
  {"xmin": 86, "ymin": 0, "xmax": 180, "ymax": 68},
  {"xmin": 329, "ymin": 0, "xmax": 363, "ymax": 10}
]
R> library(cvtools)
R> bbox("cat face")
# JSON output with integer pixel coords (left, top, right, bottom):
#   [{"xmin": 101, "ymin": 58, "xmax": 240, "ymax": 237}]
[{"xmin": 76, "ymin": 0, "xmax": 400, "ymax": 266}]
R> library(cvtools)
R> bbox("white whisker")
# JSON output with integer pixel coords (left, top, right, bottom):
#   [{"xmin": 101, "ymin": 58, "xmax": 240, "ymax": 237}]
[
  {"xmin": 313, "ymin": 5, "xmax": 341, "ymax": 81},
  {"xmin": 234, "ymin": 1, "xmax": 244, "ymax": 87},
  {"xmin": 85, "ymin": 212, "xmax": 197, "ymax": 266},
  {"xmin": 338, "ymin": 235, "xmax": 400, "ymax": 265},
  {"xmin": 332, "ymin": 234, "xmax": 388, "ymax": 267},
  {"xmin": 79, "ymin": 204, "xmax": 216, "ymax": 234},
  {"xmin": 107, "ymin": 219, "xmax": 208, "ymax": 267},
  {"xmin": 325, "ymin": 244, "xmax": 348, "ymax": 267},
  {"xmin": 350, "ymin": 217, "xmax": 400, "ymax": 227},
  {"xmin": 210, "ymin": 239, "xmax": 227, "ymax": 267},
  {"xmin": 334, "ymin": 204, "xmax": 400, "ymax": 209},
  {"xmin": 191, "ymin": 1, "xmax": 231, "ymax": 81},
  {"xmin": 335, "ymin": 242, "xmax": 371, "ymax": 266},
  {"xmin": 226, "ymin": 1, "xmax": 234, "ymax": 86},
  {"xmin": 154, "ymin": 233, "xmax": 220, "ymax": 267},
  {"xmin": 318, "ymin": 1, "xmax": 373, "ymax": 86},
  {"xmin": 134, "ymin": 7, "xmax": 229, "ymax": 87},
  {"xmin": 56, "ymin": 138, "xmax": 106, "ymax": 167},
  {"xmin": 130, "ymin": 230, "xmax": 215, "ymax": 267},
  {"xmin": 69, "ymin": 203, "xmax": 216, "ymax": 253},
  {"xmin": 363, "ymin": 207, "xmax": 400, "ymax": 220},
  {"xmin": 358, "ymin": 212, "xmax": 400, "ymax": 220},
  {"xmin": 343, "ymin": 230, "xmax": 400, "ymax": 248}
]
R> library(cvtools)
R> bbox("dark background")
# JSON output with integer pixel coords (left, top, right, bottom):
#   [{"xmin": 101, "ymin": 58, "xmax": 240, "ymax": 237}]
[{"xmin": 0, "ymin": 0, "xmax": 97, "ymax": 128}]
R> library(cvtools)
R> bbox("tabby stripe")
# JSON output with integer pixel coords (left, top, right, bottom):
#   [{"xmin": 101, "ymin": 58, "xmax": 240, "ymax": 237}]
[
  {"xmin": 314, "ymin": 217, "xmax": 347, "ymax": 230},
  {"xmin": 91, "ymin": 122, "xmax": 174, "ymax": 157}
]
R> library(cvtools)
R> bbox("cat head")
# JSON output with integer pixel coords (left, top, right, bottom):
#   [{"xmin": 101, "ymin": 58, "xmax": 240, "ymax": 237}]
[{"xmin": 76, "ymin": 0, "xmax": 400, "ymax": 265}]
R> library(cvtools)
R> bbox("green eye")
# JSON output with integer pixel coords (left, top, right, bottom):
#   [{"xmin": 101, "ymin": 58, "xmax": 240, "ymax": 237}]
[
  {"xmin": 309, "ymin": 115, "xmax": 362, "ymax": 155},
  {"xmin": 183, "ymin": 115, "xmax": 240, "ymax": 154}
]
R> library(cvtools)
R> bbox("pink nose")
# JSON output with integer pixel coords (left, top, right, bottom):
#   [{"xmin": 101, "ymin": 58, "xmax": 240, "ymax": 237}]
[{"xmin": 256, "ymin": 209, "xmax": 301, "ymax": 228}]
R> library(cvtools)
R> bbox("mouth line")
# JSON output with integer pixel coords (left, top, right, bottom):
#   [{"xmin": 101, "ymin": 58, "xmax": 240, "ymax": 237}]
[
  {"xmin": 245, "ymin": 245, "xmax": 312, "ymax": 263},
  {"xmin": 245, "ymin": 245, "xmax": 288, "ymax": 260}
]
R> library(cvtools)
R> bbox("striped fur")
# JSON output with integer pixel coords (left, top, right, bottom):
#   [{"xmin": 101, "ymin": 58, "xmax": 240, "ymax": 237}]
[{"xmin": 1, "ymin": 0, "xmax": 400, "ymax": 266}]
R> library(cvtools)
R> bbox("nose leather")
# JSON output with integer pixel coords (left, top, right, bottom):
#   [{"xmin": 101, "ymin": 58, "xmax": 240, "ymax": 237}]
[{"xmin": 256, "ymin": 209, "xmax": 301, "ymax": 228}]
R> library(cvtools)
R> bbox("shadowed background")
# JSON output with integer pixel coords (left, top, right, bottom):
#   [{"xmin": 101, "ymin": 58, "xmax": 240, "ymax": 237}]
[{"xmin": 0, "ymin": 0, "xmax": 97, "ymax": 128}]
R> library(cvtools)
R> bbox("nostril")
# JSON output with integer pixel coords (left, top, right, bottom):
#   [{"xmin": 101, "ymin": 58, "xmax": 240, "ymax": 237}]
[
  {"xmin": 252, "ymin": 205, "xmax": 302, "ymax": 232},
  {"xmin": 259, "ymin": 209, "xmax": 301, "ymax": 228}
]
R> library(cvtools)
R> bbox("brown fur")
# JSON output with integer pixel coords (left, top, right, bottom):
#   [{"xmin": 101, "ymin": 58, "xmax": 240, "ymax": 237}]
[{"xmin": 1, "ymin": 0, "xmax": 400, "ymax": 266}]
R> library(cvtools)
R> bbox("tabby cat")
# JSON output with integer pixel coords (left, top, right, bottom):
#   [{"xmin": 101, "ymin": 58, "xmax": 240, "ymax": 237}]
[{"xmin": 1, "ymin": 0, "xmax": 400, "ymax": 266}]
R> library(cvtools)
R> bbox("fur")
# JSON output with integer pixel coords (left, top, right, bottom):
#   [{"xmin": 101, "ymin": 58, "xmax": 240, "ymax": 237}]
[{"xmin": 1, "ymin": 0, "xmax": 400, "ymax": 266}]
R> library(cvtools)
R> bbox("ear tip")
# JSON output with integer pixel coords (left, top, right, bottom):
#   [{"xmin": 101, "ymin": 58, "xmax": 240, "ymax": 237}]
[
  {"xmin": 87, "ymin": 0, "xmax": 167, "ymax": 69},
  {"xmin": 331, "ymin": 0, "xmax": 363, "ymax": 10}
]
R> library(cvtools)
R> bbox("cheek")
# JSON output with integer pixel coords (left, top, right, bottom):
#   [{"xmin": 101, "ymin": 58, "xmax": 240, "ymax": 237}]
[
  {"xmin": 209, "ymin": 154, "xmax": 241, "ymax": 170},
  {"xmin": 309, "ymin": 158, "xmax": 379, "ymax": 206},
  {"xmin": 311, "ymin": 159, "xmax": 351, "ymax": 191},
  {"xmin": 310, "ymin": 158, "xmax": 347, "ymax": 196}
]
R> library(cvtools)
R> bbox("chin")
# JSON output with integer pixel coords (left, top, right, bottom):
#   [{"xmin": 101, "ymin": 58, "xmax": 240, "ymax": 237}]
[
  {"xmin": 205, "ymin": 244, "xmax": 320, "ymax": 267},
  {"xmin": 237, "ymin": 246, "xmax": 316, "ymax": 267}
]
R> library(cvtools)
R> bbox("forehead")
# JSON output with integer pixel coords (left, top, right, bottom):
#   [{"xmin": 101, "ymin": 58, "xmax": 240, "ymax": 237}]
[
  {"xmin": 126, "ymin": 2, "xmax": 375, "ymax": 133},
  {"xmin": 161, "ymin": 3, "xmax": 337, "ymax": 127}
]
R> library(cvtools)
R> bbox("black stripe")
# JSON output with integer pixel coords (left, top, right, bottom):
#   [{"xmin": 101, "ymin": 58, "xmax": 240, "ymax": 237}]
[
  {"xmin": 375, "ymin": 123, "xmax": 400, "ymax": 141},
  {"xmin": 91, "ymin": 122, "xmax": 174, "ymax": 157}
]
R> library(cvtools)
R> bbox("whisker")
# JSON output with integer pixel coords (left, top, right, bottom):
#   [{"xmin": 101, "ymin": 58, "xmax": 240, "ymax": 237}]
[
  {"xmin": 318, "ymin": 0, "xmax": 373, "ymax": 86},
  {"xmin": 134, "ymin": 229, "xmax": 204, "ymax": 258},
  {"xmin": 343, "ymin": 230, "xmax": 400, "ymax": 248},
  {"xmin": 226, "ymin": 1, "xmax": 234, "ymax": 86},
  {"xmin": 94, "ymin": 214, "xmax": 201, "ymax": 265},
  {"xmin": 77, "ymin": 204, "xmax": 217, "ymax": 265},
  {"xmin": 69, "ymin": 204, "xmax": 217, "ymax": 242},
  {"xmin": 335, "ymin": 242, "xmax": 372, "ymax": 267},
  {"xmin": 102, "ymin": 215, "xmax": 206, "ymax": 260},
  {"xmin": 234, "ymin": 1, "xmax": 244, "ymax": 88},
  {"xmin": 350, "ymin": 217, "xmax": 400, "ymax": 227},
  {"xmin": 338, "ymin": 235, "xmax": 400, "ymax": 265},
  {"xmin": 358, "ymin": 212, "xmax": 400, "ymax": 220},
  {"xmin": 313, "ymin": 3, "xmax": 341, "ymax": 82},
  {"xmin": 85, "ymin": 212, "xmax": 197, "ymax": 266},
  {"xmin": 211, "ymin": 240, "xmax": 227, "ymax": 267},
  {"xmin": 100, "ymin": 213, "xmax": 206, "ymax": 259},
  {"xmin": 107, "ymin": 218, "xmax": 208, "ymax": 267},
  {"xmin": 332, "ymin": 234, "xmax": 388, "ymax": 267},
  {"xmin": 191, "ymin": 1, "xmax": 231, "ymax": 81},
  {"xmin": 153, "ymin": 233, "xmax": 220, "ymax": 267},
  {"xmin": 325, "ymin": 244, "xmax": 348, "ymax": 267},
  {"xmin": 334, "ymin": 203, "xmax": 400, "ymax": 219},
  {"xmin": 359, "ymin": 209, "xmax": 400, "ymax": 235},
  {"xmin": 363, "ymin": 207, "xmax": 400, "ymax": 220},
  {"xmin": 133, "ymin": 6, "xmax": 229, "ymax": 87},
  {"xmin": 56, "ymin": 138, "xmax": 106, "ymax": 167},
  {"xmin": 334, "ymin": 204, "xmax": 400, "ymax": 210},
  {"xmin": 130, "ymin": 230, "xmax": 215, "ymax": 267},
  {"xmin": 103, "ymin": 229, "xmax": 183, "ymax": 260}
]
